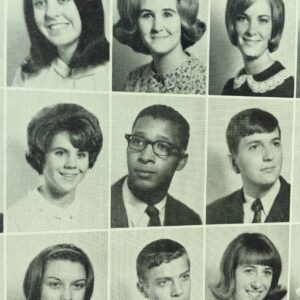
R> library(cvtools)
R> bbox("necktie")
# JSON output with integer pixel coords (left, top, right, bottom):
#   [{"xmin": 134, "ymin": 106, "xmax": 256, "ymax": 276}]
[
  {"xmin": 251, "ymin": 199, "xmax": 263, "ymax": 223},
  {"xmin": 146, "ymin": 205, "xmax": 161, "ymax": 226}
]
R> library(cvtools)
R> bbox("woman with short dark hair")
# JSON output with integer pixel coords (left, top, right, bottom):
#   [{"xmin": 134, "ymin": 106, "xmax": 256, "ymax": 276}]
[
  {"xmin": 7, "ymin": 103, "xmax": 103, "ymax": 232},
  {"xmin": 222, "ymin": 0, "xmax": 294, "ymax": 97},
  {"xmin": 12, "ymin": 0, "xmax": 109, "ymax": 91},
  {"xmin": 210, "ymin": 232, "xmax": 287, "ymax": 300},
  {"xmin": 114, "ymin": 0, "xmax": 207, "ymax": 94}
]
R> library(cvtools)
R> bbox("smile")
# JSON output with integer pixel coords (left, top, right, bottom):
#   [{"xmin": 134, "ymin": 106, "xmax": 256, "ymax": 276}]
[
  {"xmin": 151, "ymin": 35, "xmax": 169, "ymax": 39},
  {"xmin": 246, "ymin": 289, "xmax": 264, "ymax": 298},
  {"xmin": 260, "ymin": 166, "xmax": 275, "ymax": 172},
  {"xmin": 47, "ymin": 23, "xmax": 69, "ymax": 31},
  {"xmin": 59, "ymin": 172, "xmax": 79, "ymax": 180}
]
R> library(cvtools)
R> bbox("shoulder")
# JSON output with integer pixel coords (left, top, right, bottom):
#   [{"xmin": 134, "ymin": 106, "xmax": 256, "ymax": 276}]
[
  {"xmin": 125, "ymin": 63, "xmax": 153, "ymax": 91},
  {"xmin": 166, "ymin": 195, "xmax": 202, "ymax": 225},
  {"xmin": 111, "ymin": 177, "xmax": 126, "ymax": 198},
  {"xmin": 222, "ymin": 77, "xmax": 234, "ymax": 95}
]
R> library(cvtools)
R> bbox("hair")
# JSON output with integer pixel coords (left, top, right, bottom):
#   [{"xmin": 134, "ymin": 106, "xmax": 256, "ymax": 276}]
[
  {"xmin": 226, "ymin": 108, "xmax": 280, "ymax": 155},
  {"xmin": 132, "ymin": 104, "xmax": 190, "ymax": 151},
  {"xmin": 225, "ymin": 0, "xmax": 285, "ymax": 52},
  {"xmin": 22, "ymin": 0, "xmax": 109, "ymax": 74},
  {"xmin": 210, "ymin": 233, "xmax": 286, "ymax": 300},
  {"xmin": 26, "ymin": 103, "xmax": 103, "ymax": 174},
  {"xmin": 23, "ymin": 243, "xmax": 94, "ymax": 300},
  {"xmin": 136, "ymin": 239, "xmax": 189, "ymax": 282},
  {"xmin": 114, "ymin": 0, "xmax": 206, "ymax": 54}
]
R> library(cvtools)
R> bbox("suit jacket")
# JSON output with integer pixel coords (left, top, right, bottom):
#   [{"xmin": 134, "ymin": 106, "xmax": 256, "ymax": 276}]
[
  {"xmin": 206, "ymin": 177, "xmax": 290, "ymax": 224},
  {"xmin": 111, "ymin": 177, "xmax": 202, "ymax": 227}
]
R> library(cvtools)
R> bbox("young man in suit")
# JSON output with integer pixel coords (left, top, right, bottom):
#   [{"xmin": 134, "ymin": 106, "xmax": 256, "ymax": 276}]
[
  {"xmin": 111, "ymin": 104, "xmax": 201, "ymax": 227},
  {"xmin": 136, "ymin": 239, "xmax": 191, "ymax": 300},
  {"xmin": 207, "ymin": 108, "xmax": 290, "ymax": 224}
]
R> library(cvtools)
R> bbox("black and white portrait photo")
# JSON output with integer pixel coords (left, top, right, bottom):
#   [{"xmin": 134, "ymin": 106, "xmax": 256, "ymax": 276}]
[
  {"xmin": 209, "ymin": 0, "xmax": 296, "ymax": 98},
  {"xmin": 111, "ymin": 228, "xmax": 204, "ymax": 300},
  {"xmin": 206, "ymin": 97, "xmax": 293, "ymax": 224},
  {"xmin": 7, "ymin": 0, "xmax": 110, "ymax": 91},
  {"xmin": 206, "ymin": 225, "xmax": 289, "ymax": 300},
  {"xmin": 6, "ymin": 90, "xmax": 109, "ymax": 232},
  {"xmin": 111, "ymin": 94, "xmax": 205, "ymax": 227},
  {"xmin": 7, "ymin": 231, "xmax": 107, "ymax": 300},
  {"xmin": 112, "ymin": 0, "xmax": 208, "ymax": 94}
]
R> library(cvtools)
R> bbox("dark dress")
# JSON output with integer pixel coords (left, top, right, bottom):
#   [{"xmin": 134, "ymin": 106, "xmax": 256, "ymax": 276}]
[{"xmin": 222, "ymin": 61, "xmax": 294, "ymax": 98}]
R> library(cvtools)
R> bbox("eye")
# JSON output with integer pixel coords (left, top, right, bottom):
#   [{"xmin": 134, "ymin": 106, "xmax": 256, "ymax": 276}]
[
  {"xmin": 131, "ymin": 136, "xmax": 145, "ymax": 147},
  {"xmin": 249, "ymin": 144, "xmax": 260, "ymax": 151},
  {"xmin": 157, "ymin": 279, "xmax": 169, "ymax": 287},
  {"xmin": 181, "ymin": 273, "xmax": 190, "ymax": 281},
  {"xmin": 235, "ymin": 14, "xmax": 248, "ymax": 23},
  {"xmin": 54, "ymin": 150, "xmax": 66, "ymax": 157},
  {"xmin": 273, "ymin": 140, "xmax": 281, "ymax": 147},
  {"xmin": 33, "ymin": 0, "xmax": 46, "ymax": 8},
  {"xmin": 243, "ymin": 267, "xmax": 254, "ymax": 274},
  {"xmin": 77, "ymin": 152, "xmax": 88, "ymax": 159},
  {"xmin": 72, "ymin": 282, "xmax": 86, "ymax": 290},
  {"xmin": 263, "ymin": 269, "xmax": 273, "ymax": 276},
  {"xmin": 156, "ymin": 141, "xmax": 172, "ymax": 153},
  {"xmin": 258, "ymin": 17, "xmax": 270, "ymax": 24},
  {"xmin": 58, "ymin": 0, "xmax": 71, "ymax": 4},
  {"xmin": 140, "ymin": 12, "xmax": 153, "ymax": 19},
  {"xmin": 47, "ymin": 281, "xmax": 61, "ymax": 289},
  {"xmin": 162, "ymin": 11, "xmax": 175, "ymax": 18}
]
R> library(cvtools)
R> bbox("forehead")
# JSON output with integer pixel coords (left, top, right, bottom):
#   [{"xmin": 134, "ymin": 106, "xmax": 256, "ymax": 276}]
[
  {"xmin": 144, "ymin": 254, "xmax": 189, "ymax": 282},
  {"xmin": 132, "ymin": 116, "xmax": 182, "ymax": 145},
  {"xmin": 243, "ymin": 0, "xmax": 271, "ymax": 15},
  {"xmin": 140, "ymin": 0, "xmax": 178, "ymax": 11},
  {"xmin": 238, "ymin": 128, "xmax": 280, "ymax": 148},
  {"xmin": 44, "ymin": 260, "xmax": 86, "ymax": 280}
]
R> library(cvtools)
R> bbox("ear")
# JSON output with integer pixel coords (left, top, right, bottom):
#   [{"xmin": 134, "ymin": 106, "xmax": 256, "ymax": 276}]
[
  {"xmin": 137, "ymin": 281, "xmax": 149, "ymax": 299},
  {"xmin": 228, "ymin": 153, "xmax": 240, "ymax": 174},
  {"xmin": 176, "ymin": 154, "xmax": 188, "ymax": 171}
]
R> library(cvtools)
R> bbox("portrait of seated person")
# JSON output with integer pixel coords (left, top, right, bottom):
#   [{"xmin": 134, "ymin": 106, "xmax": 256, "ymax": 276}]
[
  {"xmin": 222, "ymin": 0, "xmax": 294, "ymax": 97},
  {"xmin": 207, "ymin": 108, "xmax": 290, "ymax": 224},
  {"xmin": 210, "ymin": 232, "xmax": 287, "ymax": 300},
  {"xmin": 23, "ymin": 243, "xmax": 94, "ymax": 300},
  {"xmin": 113, "ymin": 0, "xmax": 207, "ymax": 94},
  {"xmin": 111, "ymin": 104, "xmax": 202, "ymax": 227},
  {"xmin": 8, "ymin": 103, "xmax": 103, "ymax": 232},
  {"xmin": 137, "ymin": 239, "xmax": 191, "ymax": 300},
  {"xmin": 10, "ymin": 0, "xmax": 109, "ymax": 91}
]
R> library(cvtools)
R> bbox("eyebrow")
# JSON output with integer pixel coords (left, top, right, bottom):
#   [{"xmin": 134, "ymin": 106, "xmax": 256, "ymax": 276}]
[
  {"xmin": 139, "ymin": 8, "xmax": 177, "ymax": 13},
  {"xmin": 246, "ymin": 137, "xmax": 281, "ymax": 144},
  {"xmin": 132, "ymin": 132, "xmax": 173, "ymax": 142},
  {"xmin": 45, "ymin": 276, "xmax": 87, "ymax": 281}
]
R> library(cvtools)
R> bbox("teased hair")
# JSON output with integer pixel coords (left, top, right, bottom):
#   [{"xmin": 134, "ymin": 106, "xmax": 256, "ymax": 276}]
[
  {"xmin": 225, "ymin": 0, "xmax": 285, "ymax": 52},
  {"xmin": 136, "ymin": 239, "xmax": 189, "ymax": 282},
  {"xmin": 114, "ymin": 0, "xmax": 206, "ymax": 54},
  {"xmin": 26, "ymin": 103, "xmax": 103, "ymax": 174},
  {"xmin": 23, "ymin": 243, "xmax": 94, "ymax": 300},
  {"xmin": 226, "ymin": 108, "xmax": 280, "ymax": 155},
  {"xmin": 132, "ymin": 104, "xmax": 190, "ymax": 150},
  {"xmin": 210, "ymin": 232, "xmax": 286, "ymax": 300},
  {"xmin": 22, "ymin": 0, "xmax": 109, "ymax": 74}
]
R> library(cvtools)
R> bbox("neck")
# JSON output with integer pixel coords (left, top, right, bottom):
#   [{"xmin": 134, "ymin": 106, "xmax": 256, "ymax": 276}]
[
  {"xmin": 152, "ymin": 44, "xmax": 187, "ymax": 76},
  {"xmin": 57, "ymin": 40, "xmax": 79, "ymax": 66},
  {"xmin": 127, "ymin": 180, "xmax": 168, "ymax": 205},
  {"xmin": 243, "ymin": 180, "xmax": 277, "ymax": 199},
  {"xmin": 243, "ymin": 50, "xmax": 274, "ymax": 75},
  {"xmin": 39, "ymin": 184, "xmax": 75, "ymax": 208}
]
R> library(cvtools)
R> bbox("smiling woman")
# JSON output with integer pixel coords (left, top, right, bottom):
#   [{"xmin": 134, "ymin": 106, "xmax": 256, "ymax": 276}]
[
  {"xmin": 10, "ymin": 0, "xmax": 109, "ymax": 91},
  {"xmin": 113, "ymin": 0, "xmax": 207, "ymax": 94},
  {"xmin": 7, "ymin": 103, "xmax": 103, "ymax": 232}
]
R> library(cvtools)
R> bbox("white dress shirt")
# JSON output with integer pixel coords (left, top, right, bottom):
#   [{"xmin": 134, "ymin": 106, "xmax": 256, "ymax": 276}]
[
  {"xmin": 122, "ymin": 178, "xmax": 167, "ymax": 227},
  {"xmin": 243, "ymin": 180, "xmax": 281, "ymax": 223}
]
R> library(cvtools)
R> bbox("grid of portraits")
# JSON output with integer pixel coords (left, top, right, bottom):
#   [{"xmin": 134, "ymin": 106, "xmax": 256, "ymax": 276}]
[{"xmin": 0, "ymin": 0, "xmax": 300, "ymax": 300}]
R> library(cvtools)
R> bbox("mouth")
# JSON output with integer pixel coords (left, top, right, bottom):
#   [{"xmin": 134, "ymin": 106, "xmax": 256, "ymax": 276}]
[
  {"xmin": 47, "ymin": 23, "xmax": 69, "ymax": 31},
  {"xmin": 246, "ymin": 289, "xmax": 264, "ymax": 299},
  {"xmin": 260, "ymin": 166, "xmax": 276, "ymax": 173},
  {"xmin": 134, "ymin": 169, "xmax": 156, "ymax": 178},
  {"xmin": 59, "ymin": 172, "xmax": 79, "ymax": 180},
  {"xmin": 243, "ymin": 38, "xmax": 261, "ymax": 44},
  {"xmin": 151, "ymin": 35, "xmax": 169, "ymax": 39}
]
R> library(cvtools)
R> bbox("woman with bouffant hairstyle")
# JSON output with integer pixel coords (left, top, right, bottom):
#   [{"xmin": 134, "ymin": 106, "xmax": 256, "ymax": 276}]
[
  {"xmin": 222, "ymin": 0, "xmax": 294, "ymax": 97},
  {"xmin": 24, "ymin": 244, "xmax": 94, "ymax": 300},
  {"xmin": 8, "ymin": 103, "xmax": 103, "ymax": 232},
  {"xmin": 114, "ymin": 0, "xmax": 207, "ymax": 94},
  {"xmin": 12, "ymin": 0, "xmax": 109, "ymax": 91},
  {"xmin": 210, "ymin": 232, "xmax": 287, "ymax": 300}
]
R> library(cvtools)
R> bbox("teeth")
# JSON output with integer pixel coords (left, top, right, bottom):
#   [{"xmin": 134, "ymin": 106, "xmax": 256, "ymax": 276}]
[{"xmin": 48, "ymin": 23, "xmax": 68, "ymax": 31}]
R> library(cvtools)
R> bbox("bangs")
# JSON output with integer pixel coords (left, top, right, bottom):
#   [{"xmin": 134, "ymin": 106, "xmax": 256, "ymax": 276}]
[
  {"xmin": 237, "ymin": 246, "xmax": 277, "ymax": 268},
  {"xmin": 233, "ymin": 0, "xmax": 258, "ymax": 17}
]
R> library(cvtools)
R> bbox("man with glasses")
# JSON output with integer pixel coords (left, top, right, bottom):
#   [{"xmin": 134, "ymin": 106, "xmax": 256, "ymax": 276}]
[{"xmin": 111, "ymin": 105, "xmax": 202, "ymax": 227}]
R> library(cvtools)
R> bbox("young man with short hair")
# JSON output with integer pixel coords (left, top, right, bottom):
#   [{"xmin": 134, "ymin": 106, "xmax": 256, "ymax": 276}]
[
  {"xmin": 136, "ymin": 239, "xmax": 191, "ymax": 300},
  {"xmin": 207, "ymin": 108, "xmax": 290, "ymax": 224},
  {"xmin": 111, "ymin": 105, "xmax": 201, "ymax": 227}
]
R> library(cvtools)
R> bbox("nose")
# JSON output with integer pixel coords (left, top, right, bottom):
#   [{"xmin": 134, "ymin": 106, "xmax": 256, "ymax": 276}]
[
  {"xmin": 64, "ymin": 154, "xmax": 77, "ymax": 169},
  {"xmin": 262, "ymin": 145, "xmax": 274, "ymax": 161},
  {"xmin": 138, "ymin": 144, "xmax": 156, "ymax": 163},
  {"xmin": 171, "ymin": 280, "xmax": 183, "ymax": 297},
  {"xmin": 61, "ymin": 286, "xmax": 72, "ymax": 300},
  {"xmin": 251, "ymin": 272, "xmax": 263, "ymax": 289},
  {"xmin": 151, "ymin": 15, "xmax": 163, "ymax": 32},
  {"xmin": 246, "ymin": 19, "xmax": 257, "ymax": 35},
  {"xmin": 45, "ymin": 0, "xmax": 62, "ymax": 18}
]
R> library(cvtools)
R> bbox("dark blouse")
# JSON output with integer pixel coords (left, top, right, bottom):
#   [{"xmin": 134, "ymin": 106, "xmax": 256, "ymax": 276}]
[{"xmin": 222, "ymin": 61, "xmax": 294, "ymax": 98}]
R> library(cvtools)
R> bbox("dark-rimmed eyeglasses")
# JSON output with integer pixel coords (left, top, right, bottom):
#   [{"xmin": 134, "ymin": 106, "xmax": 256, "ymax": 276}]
[{"xmin": 125, "ymin": 134, "xmax": 185, "ymax": 158}]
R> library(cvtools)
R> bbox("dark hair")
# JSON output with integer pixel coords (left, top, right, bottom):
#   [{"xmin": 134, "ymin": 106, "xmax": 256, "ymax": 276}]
[
  {"xmin": 211, "ymin": 233, "xmax": 286, "ymax": 300},
  {"xmin": 226, "ymin": 108, "xmax": 280, "ymax": 155},
  {"xmin": 114, "ymin": 0, "xmax": 206, "ymax": 54},
  {"xmin": 23, "ymin": 243, "xmax": 94, "ymax": 300},
  {"xmin": 136, "ymin": 239, "xmax": 189, "ymax": 282},
  {"xmin": 22, "ymin": 0, "xmax": 109, "ymax": 74},
  {"xmin": 225, "ymin": 0, "xmax": 285, "ymax": 52},
  {"xmin": 26, "ymin": 103, "xmax": 103, "ymax": 174},
  {"xmin": 132, "ymin": 104, "xmax": 190, "ymax": 150}
]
